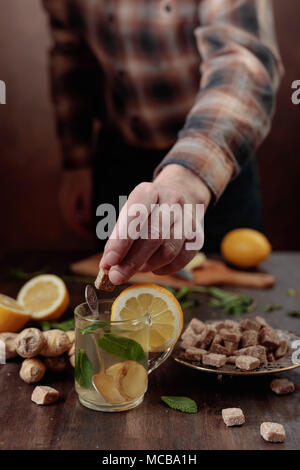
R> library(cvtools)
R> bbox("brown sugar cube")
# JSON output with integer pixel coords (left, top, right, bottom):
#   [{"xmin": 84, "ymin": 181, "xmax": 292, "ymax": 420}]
[
  {"xmin": 185, "ymin": 347, "xmax": 207, "ymax": 362},
  {"xmin": 180, "ymin": 329, "xmax": 197, "ymax": 349},
  {"xmin": 267, "ymin": 352, "xmax": 275, "ymax": 362},
  {"xmin": 259, "ymin": 326, "xmax": 280, "ymax": 351},
  {"xmin": 235, "ymin": 355, "xmax": 260, "ymax": 371},
  {"xmin": 226, "ymin": 356, "xmax": 237, "ymax": 365},
  {"xmin": 202, "ymin": 353, "xmax": 227, "ymax": 368},
  {"xmin": 260, "ymin": 422, "xmax": 285, "ymax": 443},
  {"xmin": 235, "ymin": 345, "xmax": 267, "ymax": 366},
  {"xmin": 275, "ymin": 339, "xmax": 288, "ymax": 359},
  {"xmin": 219, "ymin": 328, "xmax": 241, "ymax": 344},
  {"xmin": 242, "ymin": 330, "xmax": 258, "ymax": 348},
  {"xmin": 189, "ymin": 318, "xmax": 205, "ymax": 334},
  {"xmin": 195, "ymin": 326, "xmax": 215, "ymax": 349},
  {"xmin": 94, "ymin": 268, "xmax": 115, "ymax": 292},
  {"xmin": 211, "ymin": 334, "xmax": 222, "ymax": 346},
  {"xmin": 240, "ymin": 319, "xmax": 260, "ymax": 332},
  {"xmin": 255, "ymin": 316, "xmax": 268, "ymax": 328},
  {"xmin": 222, "ymin": 408, "xmax": 245, "ymax": 427},
  {"xmin": 210, "ymin": 343, "xmax": 229, "ymax": 355},
  {"xmin": 181, "ymin": 325, "xmax": 194, "ymax": 340},
  {"xmin": 270, "ymin": 378, "xmax": 295, "ymax": 395},
  {"xmin": 214, "ymin": 322, "xmax": 227, "ymax": 332},
  {"xmin": 224, "ymin": 341, "xmax": 239, "ymax": 354},
  {"xmin": 31, "ymin": 386, "xmax": 59, "ymax": 405},
  {"xmin": 224, "ymin": 320, "xmax": 240, "ymax": 330}
]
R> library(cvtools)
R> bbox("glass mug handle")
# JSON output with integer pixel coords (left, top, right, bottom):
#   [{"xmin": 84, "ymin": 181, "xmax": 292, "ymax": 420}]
[
  {"xmin": 148, "ymin": 347, "xmax": 173, "ymax": 374},
  {"xmin": 144, "ymin": 314, "xmax": 174, "ymax": 374}
]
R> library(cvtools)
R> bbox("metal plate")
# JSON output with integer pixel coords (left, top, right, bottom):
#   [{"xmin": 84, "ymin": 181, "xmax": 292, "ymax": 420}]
[{"xmin": 173, "ymin": 328, "xmax": 300, "ymax": 376}]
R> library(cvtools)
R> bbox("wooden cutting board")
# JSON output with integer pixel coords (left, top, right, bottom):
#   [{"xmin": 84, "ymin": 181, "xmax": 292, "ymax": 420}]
[{"xmin": 69, "ymin": 254, "xmax": 275, "ymax": 289}]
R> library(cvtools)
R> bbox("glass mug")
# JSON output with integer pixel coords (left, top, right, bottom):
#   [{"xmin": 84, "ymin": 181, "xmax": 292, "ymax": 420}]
[{"xmin": 75, "ymin": 300, "xmax": 173, "ymax": 412}]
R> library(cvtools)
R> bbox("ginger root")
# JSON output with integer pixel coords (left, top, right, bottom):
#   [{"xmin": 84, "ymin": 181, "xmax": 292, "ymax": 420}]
[
  {"xmin": 68, "ymin": 342, "xmax": 75, "ymax": 368},
  {"xmin": 66, "ymin": 330, "xmax": 75, "ymax": 344},
  {"xmin": 16, "ymin": 328, "xmax": 46, "ymax": 358},
  {"xmin": 44, "ymin": 356, "xmax": 67, "ymax": 372},
  {"xmin": 69, "ymin": 353, "xmax": 75, "ymax": 368},
  {"xmin": 0, "ymin": 332, "xmax": 18, "ymax": 359},
  {"xmin": 19, "ymin": 358, "xmax": 46, "ymax": 383},
  {"xmin": 40, "ymin": 330, "xmax": 70, "ymax": 357}
]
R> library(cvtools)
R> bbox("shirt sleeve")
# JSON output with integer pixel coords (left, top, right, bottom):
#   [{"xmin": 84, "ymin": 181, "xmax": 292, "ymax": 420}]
[
  {"xmin": 154, "ymin": 0, "xmax": 284, "ymax": 200},
  {"xmin": 42, "ymin": 0, "xmax": 103, "ymax": 170}
]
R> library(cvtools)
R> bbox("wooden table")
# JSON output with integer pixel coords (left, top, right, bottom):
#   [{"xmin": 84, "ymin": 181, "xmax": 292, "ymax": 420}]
[{"xmin": 0, "ymin": 252, "xmax": 300, "ymax": 450}]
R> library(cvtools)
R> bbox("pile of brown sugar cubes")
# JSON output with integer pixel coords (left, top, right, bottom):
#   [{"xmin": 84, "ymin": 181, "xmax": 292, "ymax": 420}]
[{"xmin": 180, "ymin": 316, "xmax": 288, "ymax": 370}]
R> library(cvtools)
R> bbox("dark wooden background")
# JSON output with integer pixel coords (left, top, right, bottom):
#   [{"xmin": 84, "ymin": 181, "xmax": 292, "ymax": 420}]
[{"xmin": 0, "ymin": 0, "xmax": 299, "ymax": 258}]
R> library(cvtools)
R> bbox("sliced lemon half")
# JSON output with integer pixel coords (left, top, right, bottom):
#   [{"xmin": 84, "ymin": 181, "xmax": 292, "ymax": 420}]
[
  {"xmin": 0, "ymin": 293, "xmax": 31, "ymax": 332},
  {"xmin": 111, "ymin": 283, "xmax": 183, "ymax": 352},
  {"xmin": 17, "ymin": 274, "xmax": 69, "ymax": 321}
]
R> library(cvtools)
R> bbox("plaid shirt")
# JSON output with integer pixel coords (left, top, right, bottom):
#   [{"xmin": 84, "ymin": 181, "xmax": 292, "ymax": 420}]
[{"xmin": 42, "ymin": 0, "xmax": 283, "ymax": 199}]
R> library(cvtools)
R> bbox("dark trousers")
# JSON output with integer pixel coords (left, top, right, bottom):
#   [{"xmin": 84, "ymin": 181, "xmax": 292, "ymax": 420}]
[{"xmin": 93, "ymin": 128, "xmax": 262, "ymax": 253}]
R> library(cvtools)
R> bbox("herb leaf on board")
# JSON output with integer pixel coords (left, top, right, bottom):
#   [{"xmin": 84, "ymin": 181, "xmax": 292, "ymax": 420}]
[{"xmin": 161, "ymin": 396, "xmax": 198, "ymax": 413}]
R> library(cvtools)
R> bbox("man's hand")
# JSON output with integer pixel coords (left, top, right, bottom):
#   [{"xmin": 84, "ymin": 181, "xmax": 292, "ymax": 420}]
[
  {"xmin": 59, "ymin": 168, "xmax": 93, "ymax": 236},
  {"xmin": 100, "ymin": 164, "xmax": 211, "ymax": 284}
]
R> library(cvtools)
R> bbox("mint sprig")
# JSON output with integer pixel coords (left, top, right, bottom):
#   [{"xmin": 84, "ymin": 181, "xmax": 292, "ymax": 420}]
[
  {"xmin": 98, "ymin": 334, "xmax": 146, "ymax": 362},
  {"xmin": 161, "ymin": 396, "xmax": 198, "ymax": 414},
  {"xmin": 39, "ymin": 318, "xmax": 75, "ymax": 331},
  {"xmin": 75, "ymin": 349, "xmax": 93, "ymax": 388},
  {"xmin": 80, "ymin": 322, "xmax": 110, "ymax": 335}
]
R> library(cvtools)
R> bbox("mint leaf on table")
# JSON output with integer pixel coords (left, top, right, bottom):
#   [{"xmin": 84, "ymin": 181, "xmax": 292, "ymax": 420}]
[
  {"xmin": 98, "ymin": 334, "xmax": 146, "ymax": 362},
  {"xmin": 80, "ymin": 322, "xmax": 110, "ymax": 335},
  {"xmin": 175, "ymin": 287, "xmax": 190, "ymax": 301},
  {"xmin": 75, "ymin": 349, "xmax": 93, "ymax": 388},
  {"xmin": 39, "ymin": 318, "xmax": 75, "ymax": 331},
  {"xmin": 181, "ymin": 299, "xmax": 198, "ymax": 309},
  {"xmin": 286, "ymin": 311, "xmax": 300, "ymax": 318},
  {"xmin": 263, "ymin": 304, "xmax": 282, "ymax": 313},
  {"xmin": 161, "ymin": 396, "xmax": 198, "ymax": 414}
]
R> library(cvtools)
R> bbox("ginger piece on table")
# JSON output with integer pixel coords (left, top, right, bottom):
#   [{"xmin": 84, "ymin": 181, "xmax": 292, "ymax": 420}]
[
  {"xmin": 44, "ymin": 356, "xmax": 67, "ymax": 372},
  {"xmin": 19, "ymin": 358, "xmax": 46, "ymax": 383},
  {"xmin": 40, "ymin": 330, "xmax": 70, "ymax": 357},
  {"xmin": 95, "ymin": 268, "xmax": 115, "ymax": 292},
  {"xmin": 31, "ymin": 385, "xmax": 59, "ymax": 405},
  {"xmin": 0, "ymin": 332, "xmax": 18, "ymax": 359},
  {"xmin": 16, "ymin": 328, "xmax": 46, "ymax": 358}
]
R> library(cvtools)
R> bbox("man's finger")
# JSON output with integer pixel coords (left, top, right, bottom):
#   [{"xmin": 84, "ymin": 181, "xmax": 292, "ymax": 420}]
[
  {"xmin": 153, "ymin": 246, "xmax": 198, "ymax": 275},
  {"xmin": 100, "ymin": 182, "xmax": 158, "ymax": 269},
  {"xmin": 139, "ymin": 236, "xmax": 184, "ymax": 274}
]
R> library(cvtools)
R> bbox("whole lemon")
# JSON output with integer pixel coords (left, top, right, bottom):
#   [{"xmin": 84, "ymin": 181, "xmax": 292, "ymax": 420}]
[{"xmin": 221, "ymin": 228, "xmax": 272, "ymax": 268}]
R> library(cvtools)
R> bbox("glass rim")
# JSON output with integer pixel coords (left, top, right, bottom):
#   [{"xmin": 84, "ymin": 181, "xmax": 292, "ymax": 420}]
[{"xmin": 74, "ymin": 300, "xmax": 150, "ymax": 325}]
